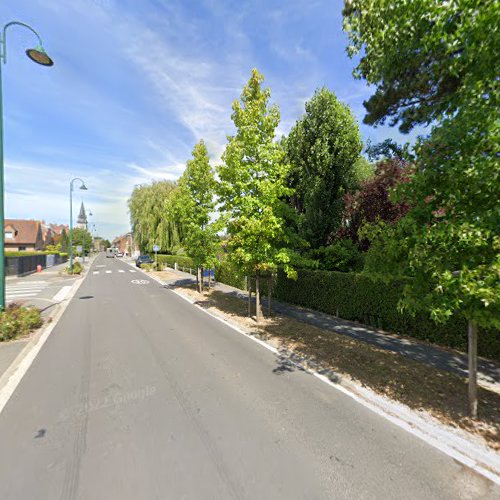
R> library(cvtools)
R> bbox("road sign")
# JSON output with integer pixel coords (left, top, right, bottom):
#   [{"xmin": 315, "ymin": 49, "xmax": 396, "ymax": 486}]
[
  {"xmin": 153, "ymin": 245, "xmax": 160, "ymax": 252},
  {"xmin": 76, "ymin": 246, "xmax": 83, "ymax": 253}
]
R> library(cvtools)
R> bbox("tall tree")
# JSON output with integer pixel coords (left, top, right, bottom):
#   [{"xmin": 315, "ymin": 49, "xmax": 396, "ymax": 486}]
[
  {"xmin": 286, "ymin": 87, "xmax": 363, "ymax": 248},
  {"xmin": 176, "ymin": 140, "xmax": 219, "ymax": 292},
  {"xmin": 128, "ymin": 181, "xmax": 185, "ymax": 253},
  {"xmin": 344, "ymin": 0, "xmax": 500, "ymax": 417},
  {"xmin": 218, "ymin": 69, "xmax": 298, "ymax": 322},
  {"xmin": 70, "ymin": 228, "xmax": 93, "ymax": 254}
]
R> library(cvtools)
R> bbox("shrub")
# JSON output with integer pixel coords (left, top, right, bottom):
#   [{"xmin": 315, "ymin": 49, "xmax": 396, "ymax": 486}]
[
  {"xmin": 215, "ymin": 260, "xmax": 247, "ymax": 290},
  {"xmin": 156, "ymin": 254, "xmax": 194, "ymax": 269},
  {"xmin": 306, "ymin": 240, "xmax": 364, "ymax": 272},
  {"xmin": 275, "ymin": 269, "xmax": 500, "ymax": 361},
  {"xmin": 0, "ymin": 304, "xmax": 43, "ymax": 342},
  {"xmin": 66, "ymin": 261, "xmax": 83, "ymax": 275}
]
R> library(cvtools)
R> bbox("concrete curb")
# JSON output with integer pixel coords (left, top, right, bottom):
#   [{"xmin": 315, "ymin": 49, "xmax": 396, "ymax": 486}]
[{"xmin": 0, "ymin": 259, "xmax": 92, "ymax": 416}]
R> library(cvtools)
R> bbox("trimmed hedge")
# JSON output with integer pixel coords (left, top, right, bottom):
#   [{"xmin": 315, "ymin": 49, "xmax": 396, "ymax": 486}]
[
  {"xmin": 5, "ymin": 251, "xmax": 63, "ymax": 257},
  {"xmin": 156, "ymin": 255, "xmax": 195, "ymax": 269},
  {"xmin": 215, "ymin": 261, "xmax": 247, "ymax": 290},
  {"xmin": 275, "ymin": 269, "xmax": 500, "ymax": 361},
  {"xmin": 0, "ymin": 304, "xmax": 43, "ymax": 342}
]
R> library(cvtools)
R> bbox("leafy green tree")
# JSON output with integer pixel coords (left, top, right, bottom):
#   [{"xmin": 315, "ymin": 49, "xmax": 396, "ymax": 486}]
[
  {"xmin": 286, "ymin": 87, "xmax": 363, "ymax": 248},
  {"xmin": 176, "ymin": 140, "xmax": 219, "ymax": 292},
  {"xmin": 344, "ymin": 0, "xmax": 499, "ymax": 416},
  {"xmin": 59, "ymin": 229, "xmax": 69, "ymax": 253},
  {"xmin": 218, "ymin": 69, "xmax": 298, "ymax": 322},
  {"xmin": 128, "ymin": 181, "xmax": 185, "ymax": 253},
  {"xmin": 70, "ymin": 228, "xmax": 93, "ymax": 254}
]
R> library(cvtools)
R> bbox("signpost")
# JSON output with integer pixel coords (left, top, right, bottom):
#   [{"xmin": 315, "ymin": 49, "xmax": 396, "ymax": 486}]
[{"xmin": 153, "ymin": 245, "xmax": 160, "ymax": 269}]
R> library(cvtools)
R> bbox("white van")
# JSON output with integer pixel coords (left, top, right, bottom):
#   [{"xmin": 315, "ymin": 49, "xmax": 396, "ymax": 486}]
[{"xmin": 106, "ymin": 248, "xmax": 115, "ymax": 258}]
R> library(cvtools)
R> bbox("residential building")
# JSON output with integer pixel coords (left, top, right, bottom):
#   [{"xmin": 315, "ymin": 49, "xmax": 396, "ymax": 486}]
[
  {"xmin": 113, "ymin": 233, "xmax": 139, "ymax": 257},
  {"xmin": 4, "ymin": 219, "xmax": 44, "ymax": 252}
]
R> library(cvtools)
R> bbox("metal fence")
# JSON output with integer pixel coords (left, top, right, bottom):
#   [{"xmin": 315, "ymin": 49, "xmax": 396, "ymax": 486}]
[{"xmin": 5, "ymin": 253, "xmax": 68, "ymax": 277}]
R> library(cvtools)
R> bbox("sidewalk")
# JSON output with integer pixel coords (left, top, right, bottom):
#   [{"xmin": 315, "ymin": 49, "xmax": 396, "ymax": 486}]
[
  {"xmin": 160, "ymin": 266, "xmax": 500, "ymax": 393},
  {"xmin": 0, "ymin": 256, "xmax": 95, "ymax": 380}
]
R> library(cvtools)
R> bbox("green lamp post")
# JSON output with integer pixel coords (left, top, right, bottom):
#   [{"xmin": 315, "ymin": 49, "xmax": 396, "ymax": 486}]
[
  {"xmin": 69, "ymin": 178, "xmax": 88, "ymax": 273},
  {"xmin": 0, "ymin": 21, "xmax": 54, "ymax": 309}
]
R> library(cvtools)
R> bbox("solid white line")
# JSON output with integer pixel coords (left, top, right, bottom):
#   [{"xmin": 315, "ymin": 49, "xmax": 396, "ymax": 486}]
[
  {"xmin": 52, "ymin": 286, "xmax": 72, "ymax": 302},
  {"xmin": 168, "ymin": 286, "xmax": 500, "ymax": 486}
]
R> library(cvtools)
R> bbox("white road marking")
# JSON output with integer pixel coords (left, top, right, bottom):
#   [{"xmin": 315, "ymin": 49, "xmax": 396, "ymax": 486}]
[
  {"xmin": 118, "ymin": 270, "xmax": 125, "ymax": 273},
  {"xmin": 131, "ymin": 279, "xmax": 150, "ymax": 285},
  {"xmin": 52, "ymin": 286, "xmax": 72, "ymax": 302},
  {"xmin": 93, "ymin": 271, "xmax": 99, "ymax": 275},
  {"xmin": 6, "ymin": 281, "xmax": 48, "ymax": 302},
  {"xmin": 105, "ymin": 270, "xmax": 112, "ymax": 274},
  {"xmin": 129, "ymin": 270, "xmax": 136, "ymax": 273}
]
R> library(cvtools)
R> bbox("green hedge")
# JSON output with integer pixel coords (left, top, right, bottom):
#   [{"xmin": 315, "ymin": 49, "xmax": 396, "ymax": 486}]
[
  {"xmin": 5, "ymin": 251, "xmax": 63, "ymax": 257},
  {"xmin": 275, "ymin": 269, "xmax": 500, "ymax": 361},
  {"xmin": 156, "ymin": 254, "xmax": 195, "ymax": 269},
  {"xmin": 215, "ymin": 261, "xmax": 247, "ymax": 290}
]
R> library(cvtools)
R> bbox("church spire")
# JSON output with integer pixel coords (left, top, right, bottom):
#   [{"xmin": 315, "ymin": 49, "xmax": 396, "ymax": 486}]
[{"xmin": 77, "ymin": 202, "xmax": 88, "ymax": 230}]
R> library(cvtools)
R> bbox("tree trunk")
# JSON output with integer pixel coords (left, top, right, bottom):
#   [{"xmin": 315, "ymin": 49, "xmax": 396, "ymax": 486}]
[
  {"xmin": 201, "ymin": 267, "xmax": 204, "ymax": 293},
  {"xmin": 468, "ymin": 320, "xmax": 478, "ymax": 419},
  {"xmin": 255, "ymin": 274, "xmax": 263, "ymax": 323},
  {"xmin": 267, "ymin": 277, "xmax": 273, "ymax": 316},
  {"xmin": 197, "ymin": 267, "xmax": 202, "ymax": 294},
  {"xmin": 248, "ymin": 278, "xmax": 252, "ymax": 317}
]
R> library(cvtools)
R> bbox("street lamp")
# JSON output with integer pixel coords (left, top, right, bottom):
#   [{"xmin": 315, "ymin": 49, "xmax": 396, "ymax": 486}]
[
  {"xmin": 69, "ymin": 178, "xmax": 87, "ymax": 273},
  {"xmin": 0, "ymin": 21, "xmax": 54, "ymax": 309}
]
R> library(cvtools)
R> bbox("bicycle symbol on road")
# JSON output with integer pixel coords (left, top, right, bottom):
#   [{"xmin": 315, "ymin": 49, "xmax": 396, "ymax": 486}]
[{"xmin": 131, "ymin": 279, "xmax": 150, "ymax": 285}]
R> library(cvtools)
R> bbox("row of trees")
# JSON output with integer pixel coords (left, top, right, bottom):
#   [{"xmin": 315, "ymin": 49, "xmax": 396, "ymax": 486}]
[
  {"xmin": 129, "ymin": 70, "xmax": 384, "ymax": 320},
  {"xmin": 129, "ymin": 0, "xmax": 498, "ymax": 415}
]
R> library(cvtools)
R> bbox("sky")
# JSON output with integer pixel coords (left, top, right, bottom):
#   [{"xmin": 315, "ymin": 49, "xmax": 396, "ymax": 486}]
[{"xmin": 3, "ymin": 0, "xmax": 424, "ymax": 240}]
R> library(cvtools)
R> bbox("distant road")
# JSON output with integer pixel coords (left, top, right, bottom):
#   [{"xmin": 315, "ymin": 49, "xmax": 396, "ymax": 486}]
[{"xmin": 0, "ymin": 253, "xmax": 497, "ymax": 499}]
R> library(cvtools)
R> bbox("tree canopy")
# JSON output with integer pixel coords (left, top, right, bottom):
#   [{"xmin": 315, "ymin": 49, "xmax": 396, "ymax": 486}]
[
  {"xmin": 286, "ymin": 87, "xmax": 363, "ymax": 248},
  {"xmin": 128, "ymin": 180, "xmax": 185, "ymax": 253},
  {"xmin": 218, "ymin": 69, "xmax": 299, "ymax": 319}
]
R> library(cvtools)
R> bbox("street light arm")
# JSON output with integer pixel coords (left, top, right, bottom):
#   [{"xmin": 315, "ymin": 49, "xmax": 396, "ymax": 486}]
[
  {"xmin": 1, "ymin": 21, "xmax": 44, "ymax": 64},
  {"xmin": 70, "ymin": 177, "xmax": 86, "ymax": 191}
]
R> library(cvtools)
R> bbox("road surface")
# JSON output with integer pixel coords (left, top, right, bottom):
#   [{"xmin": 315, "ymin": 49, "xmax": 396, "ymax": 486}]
[{"xmin": 0, "ymin": 254, "xmax": 497, "ymax": 499}]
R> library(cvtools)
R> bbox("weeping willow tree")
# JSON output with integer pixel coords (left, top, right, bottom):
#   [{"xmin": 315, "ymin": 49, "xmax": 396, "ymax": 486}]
[{"xmin": 128, "ymin": 180, "xmax": 186, "ymax": 253}]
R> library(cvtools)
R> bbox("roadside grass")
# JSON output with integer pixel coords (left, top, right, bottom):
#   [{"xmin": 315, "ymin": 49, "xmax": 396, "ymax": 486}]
[
  {"xmin": 177, "ymin": 284, "xmax": 500, "ymax": 450},
  {"xmin": 0, "ymin": 304, "xmax": 43, "ymax": 342}
]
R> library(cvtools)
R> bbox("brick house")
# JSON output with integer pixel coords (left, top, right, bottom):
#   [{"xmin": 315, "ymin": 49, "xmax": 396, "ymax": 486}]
[
  {"xmin": 112, "ymin": 233, "xmax": 139, "ymax": 257},
  {"xmin": 4, "ymin": 219, "xmax": 44, "ymax": 251}
]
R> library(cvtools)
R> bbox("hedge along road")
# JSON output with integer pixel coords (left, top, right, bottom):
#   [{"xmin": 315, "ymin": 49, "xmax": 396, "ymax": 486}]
[{"xmin": 0, "ymin": 253, "xmax": 497, "ymax": 499}]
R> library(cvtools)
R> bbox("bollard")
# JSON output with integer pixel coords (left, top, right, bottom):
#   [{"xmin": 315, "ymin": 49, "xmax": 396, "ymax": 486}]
[{"xmin": 37, "ymin": 264, "xmax": 42, "ymax": 273}]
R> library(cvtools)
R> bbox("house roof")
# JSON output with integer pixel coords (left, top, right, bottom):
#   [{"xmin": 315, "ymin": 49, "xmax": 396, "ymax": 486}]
[{"xmin": 4, "ymin": 219, "xmax": 41, "ymax": 245}]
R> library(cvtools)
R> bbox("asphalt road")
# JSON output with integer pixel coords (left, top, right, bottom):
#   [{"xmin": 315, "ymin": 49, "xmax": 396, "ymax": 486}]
[{"xmin": 0, "ymin": 254, "xmax": 497, "ymax": 500}]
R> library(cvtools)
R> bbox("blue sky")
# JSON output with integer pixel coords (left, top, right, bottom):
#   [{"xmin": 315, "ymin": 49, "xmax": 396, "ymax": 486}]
[{"xmin": 3, "ymin": 0, "xmax": 423, "ymax": 240}]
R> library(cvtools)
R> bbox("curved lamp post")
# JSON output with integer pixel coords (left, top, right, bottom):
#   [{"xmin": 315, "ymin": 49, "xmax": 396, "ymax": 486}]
[
  {"xmin": 0, "ymin": 21, "xmax": 54, "ymax": 309},
  {"xmin": 69, "ymin": 178, "xmax": 87, "ymax": 273}
]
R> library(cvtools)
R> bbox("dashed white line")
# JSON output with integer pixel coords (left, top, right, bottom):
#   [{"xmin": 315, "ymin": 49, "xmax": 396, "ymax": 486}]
[
  {"xmin": 93, "ymin": 271, "xmax": 99, "ymax": 275},
  {"xmin": 105, "ymin": 270, "xmax": 112, "ymax": 274},
  {"xmin": 129, "ymin": 270, "xmax": 136, "ymax": 273},
  {"xmin": 118, "ymin": 270, "xmax": 125, "ymax": 273}
]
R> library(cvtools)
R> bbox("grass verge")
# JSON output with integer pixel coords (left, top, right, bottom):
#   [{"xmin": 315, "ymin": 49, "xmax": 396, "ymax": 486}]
[
  {"xmin": 175, "ymin": 283, "xmax": 500, "ymax": 450},
  {"xmin": 0, "ymin": 304, "xmax": 43, "ymax": 342}
]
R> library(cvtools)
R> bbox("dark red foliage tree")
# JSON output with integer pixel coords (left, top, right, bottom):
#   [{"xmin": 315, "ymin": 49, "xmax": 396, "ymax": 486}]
[{"xmin": 338, "ymin": 158, "xmax": 412, "ymax": 250}]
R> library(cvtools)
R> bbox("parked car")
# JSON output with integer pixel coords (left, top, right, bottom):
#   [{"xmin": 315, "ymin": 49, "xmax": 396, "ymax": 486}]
[
  {"xmin": 106, "ymin": 248, "xmax": 115, "ymax": 258},
  {"xmin": 115, "ymin": 251, "xmax": 124, "ymax": 258},
  {"xmin": 135, "ymin": 255, "xmax": 154, "ymax": 268}
]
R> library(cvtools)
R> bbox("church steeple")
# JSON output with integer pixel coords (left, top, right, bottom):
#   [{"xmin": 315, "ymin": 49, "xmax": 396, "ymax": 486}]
[{"xmin": 77, "ymin": 202, "xmax": 88, "ymax": 230}]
